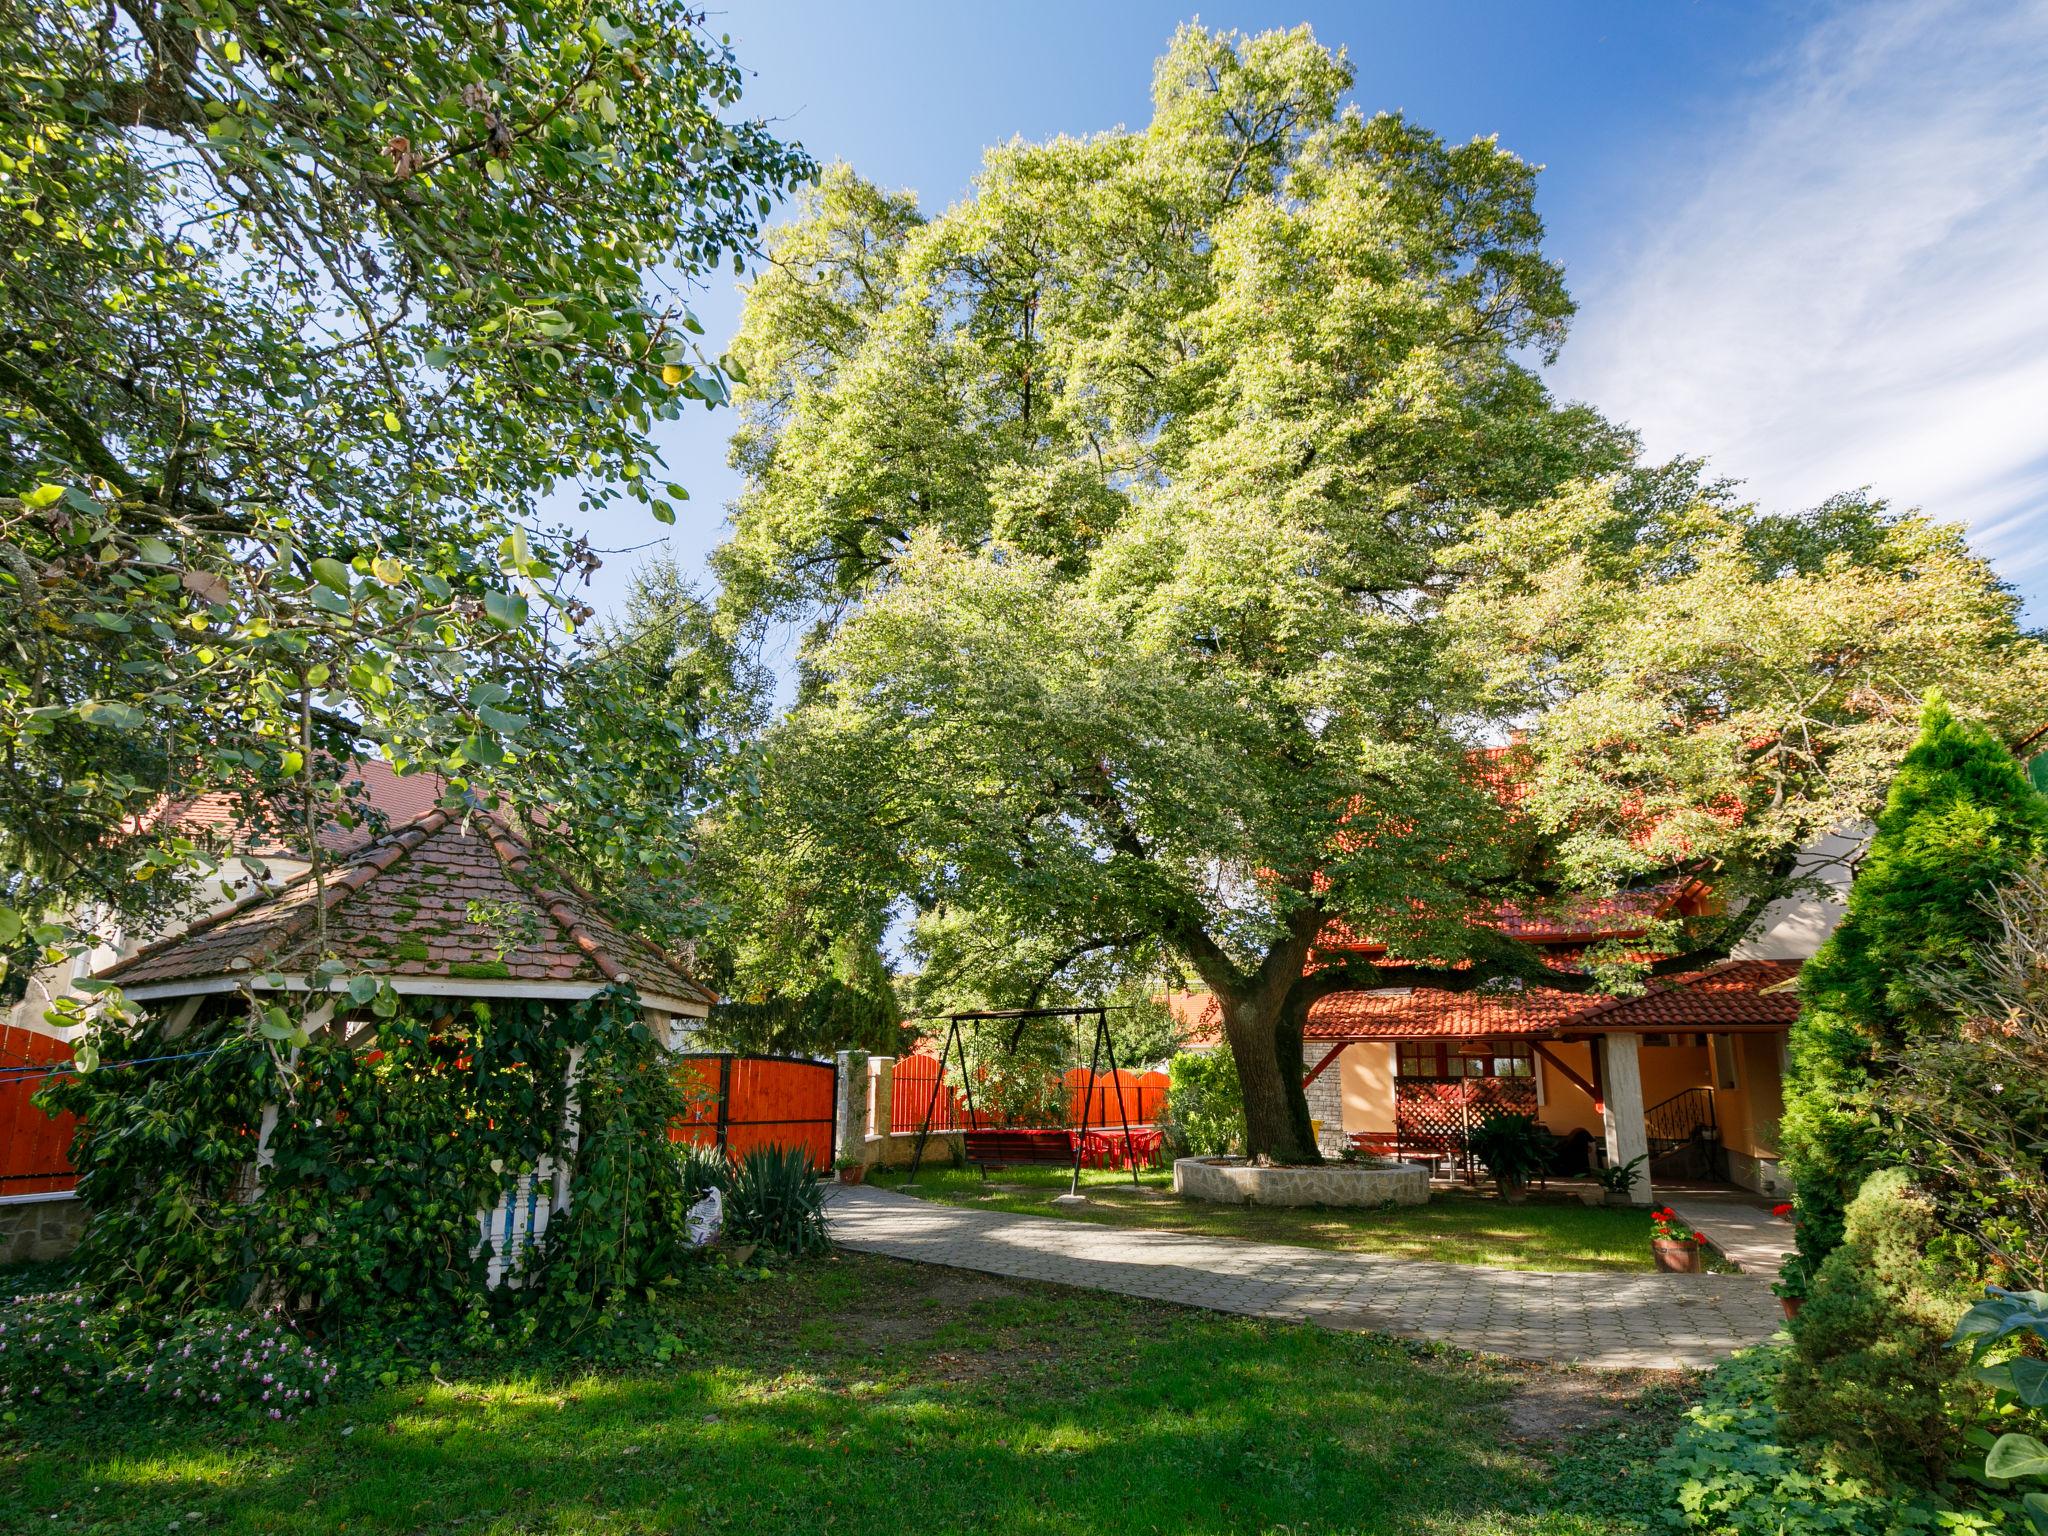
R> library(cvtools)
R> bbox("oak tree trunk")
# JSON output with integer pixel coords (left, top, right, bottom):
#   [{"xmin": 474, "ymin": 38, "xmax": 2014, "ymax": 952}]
[{"xmin": 1219, "ymin": 986, "xmax": 1321, "ymax": 1165}]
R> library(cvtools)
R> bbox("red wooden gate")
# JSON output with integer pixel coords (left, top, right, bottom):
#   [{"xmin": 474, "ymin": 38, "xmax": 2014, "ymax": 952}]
[
  {"xmin": 0, "ymin": 1025, "xmax": 79, "ymax": 1198},
  {"xmin": 671, "ymin": 1053, "xmax": 837, "ymax": 1170}
]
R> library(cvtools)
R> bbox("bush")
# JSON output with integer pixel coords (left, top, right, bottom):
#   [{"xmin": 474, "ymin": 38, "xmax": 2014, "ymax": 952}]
[
  {"xmin": 0, "ymin": 1290, "xmax": 120, "ymax": 1415},
  {"xmin": 1780, "ymin": 696, "xmax": 2048, "ymax": 1273},
  {"xmin": 723, "ymin": 1146, "xmax": 828, "ymax": 1257},
  {"xmin": 1162, "ymin": 1048, "xmax": 1244, "ymax": 1157},
  {"xmin": 1462, "ymin": 1111, "xmax": 1554, "ymax": 1197},
  {"xmin": 118, "ymin": 1310, "xmax": 338, "ymax": 1420},
  {"xmin": 1777, "ymin": 1169, "xmax": 1979, "ymax": 1485},
  {"xmin": 1663, "ymin": 1344, "xmax": 2022, "ymax": 1535}
]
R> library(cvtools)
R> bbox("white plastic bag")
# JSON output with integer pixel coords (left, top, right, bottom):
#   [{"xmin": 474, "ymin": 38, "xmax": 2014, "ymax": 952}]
[{"xmin": 685, "ymin": 1185, "xmax": 724, "ymax": 1248}]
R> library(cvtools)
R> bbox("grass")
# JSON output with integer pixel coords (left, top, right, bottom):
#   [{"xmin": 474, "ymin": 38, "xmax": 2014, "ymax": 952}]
[
  {"xmin": 869, "ymin": 1163, "xmax": 1665, "ymax": 1272},
  {"xmin": 0, "ymin": 1253, "xmax": 1678, "ymax": 1536}
]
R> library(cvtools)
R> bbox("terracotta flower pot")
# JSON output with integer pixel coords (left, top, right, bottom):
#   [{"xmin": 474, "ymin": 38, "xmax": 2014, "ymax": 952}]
[
  {"xmin": 1651, "ymin": 1238, "xmax": 1701, "ymax": 1273},
  {"xmin": 838, "ymin": 1164, "xmax": 866, "ymax": 1186},
  {"xmin": 1778, "ymin": 1295, "xmax": 1805, "ymax": 1321}
]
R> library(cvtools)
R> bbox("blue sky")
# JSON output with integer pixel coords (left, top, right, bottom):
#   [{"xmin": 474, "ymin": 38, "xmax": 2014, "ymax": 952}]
[{"xmin": 586, "ymin": 0, "xmax": 2048, "ymax": 624}]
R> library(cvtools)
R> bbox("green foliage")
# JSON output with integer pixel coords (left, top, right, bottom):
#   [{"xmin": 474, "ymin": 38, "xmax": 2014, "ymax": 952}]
[
  {"xmin": 121, "ymin": 1311, "xmax": 337, "ymax": 1419},
  {"xmin": 1463, "ymin": 1111, "xmax": 1554, "ymax": 1193},
  {"xmin": 531, "ymin": 1017, "xmax": 714, "ymax": 1333},
  {"xmin": 1163, "ymin": 1049, "xmax": 1245, "ymax": 1157},
  {"xmin": 1782, "ymin": 697, "xmax": 2048, "ymax": 1269},
  {"xmin": 721, "ymin": 1146, "xmax": 828, "ymax": 1258},
  {"xmin": 705, "ymin": 976, "xmax": 900, "ymax": 1057},
  {"xmin": 1889, "ymin": 867, "xmax": 2048, "ymax": 1288},
  {"xmin": 1662, "ymin": 1345, "xmax": 2022, "ymax": 1536},
  {"xmin": 1951, "ymin": 1288, "xmax": 2048, "ymax": 1533},
  {"xmin": 0, "ymin": 0, "xmax": 812, "ymax": 989},
  {"xmin": 1589, "ymin": 1153, "xmax": 1648, "ymax": 1198},
  {"xmin": 43, "ymin": 986, "xmax": 706, "ymax": 1338},
  {"xmin": 1778, "ymin": 1170, "xmax": 1980, "ymax": 1486},
  {"xmin": 711, "ymin": 22, "xmax": 2048, "ymax": 1161},
  {"xmin": 0, "ymin": 1289, "xmax": 120, "ymax": 1415}
]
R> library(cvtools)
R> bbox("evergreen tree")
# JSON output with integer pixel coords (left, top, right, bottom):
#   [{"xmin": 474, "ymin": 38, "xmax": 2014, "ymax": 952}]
[{"xmin": 1782, "ymin": 694, "xmax": 2048, "ymax": 1269}]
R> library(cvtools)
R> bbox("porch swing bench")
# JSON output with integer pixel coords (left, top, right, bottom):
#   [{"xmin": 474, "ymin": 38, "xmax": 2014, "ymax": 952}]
[{"xmin": 963, "ymin": 1127, "xmax": 1076, "ymax": 1170}]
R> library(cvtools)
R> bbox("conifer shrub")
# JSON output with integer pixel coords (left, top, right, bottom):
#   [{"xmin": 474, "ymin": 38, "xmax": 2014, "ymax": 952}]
[
  {"xmin": 1776, "ymin": 1169, "xmax": 1980, "ymax": 1484},
  {"xmin": 1781, "ymin": 695, "xmax": 2048, "ymax": 1272}
]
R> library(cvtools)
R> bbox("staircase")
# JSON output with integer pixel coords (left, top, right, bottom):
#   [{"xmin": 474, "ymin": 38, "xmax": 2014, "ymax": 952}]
[{"xmin": 1644, "ymin": 1086, "xmax": 1725, "ymax": 1181}]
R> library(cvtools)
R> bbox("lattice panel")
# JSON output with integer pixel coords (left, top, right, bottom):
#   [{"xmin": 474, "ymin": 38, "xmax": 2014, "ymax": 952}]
[{"xmin": 1395, "ymin": 1078, "xmax": 1538, "ymax": 1148}]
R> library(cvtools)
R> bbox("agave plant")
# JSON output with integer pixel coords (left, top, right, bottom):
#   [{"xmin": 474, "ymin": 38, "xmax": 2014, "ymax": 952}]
[{"xmin": 723, "ymin": 1146, "xmax": 830, "ymax": 1258}]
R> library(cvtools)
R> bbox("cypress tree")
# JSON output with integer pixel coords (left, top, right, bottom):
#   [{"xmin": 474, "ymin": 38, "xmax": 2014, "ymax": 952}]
[{"xmin": 1781, "ymin": 693, "xmax": 2048, "ymax": 1270}]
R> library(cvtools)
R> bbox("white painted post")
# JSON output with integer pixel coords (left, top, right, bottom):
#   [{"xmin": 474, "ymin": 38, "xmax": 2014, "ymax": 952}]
[
  {"xmin": 835, "ymin": 1051, "xmax": 869, "ymax": 1165},
  {"xmin": 253, "ymin": 1002, "xmax": 334, "ymax": 1190},
  {"xmin": 552, "ymin": 1043, "xmax": 586, "ymax": 1213},
  {"xmin": 1598, "ymin": 1033, "xmax": 1653, "ymax": 1206}
]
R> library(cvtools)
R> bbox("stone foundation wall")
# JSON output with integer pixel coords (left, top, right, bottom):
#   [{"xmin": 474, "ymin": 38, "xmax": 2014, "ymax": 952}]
[
  {"xmin": 862, "ymin": 1130, "xmax": 965, "ymax": 1170},
  {"xmin": 1301, "ymin": 1046, "xmax": 1347, "ymax": 1154},
  {"xmin": 0, "ymin": 1195, "xmax": 85, "ymax": 1265}
]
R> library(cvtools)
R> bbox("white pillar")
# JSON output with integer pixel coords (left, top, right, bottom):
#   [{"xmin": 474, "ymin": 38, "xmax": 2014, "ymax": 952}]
[
  {"xmin": 866, "ymin": 1056, "xmax": 895, "ymax": 1157},
  {"xmin": 835, "ymin": 1051, "xmax": 870, "ymax": 1164},
  {"xmin": 1599, "ymin": 1033, "xmax": 1653, "ymax": 1206},
  {"xmin": 552, "ymin": 1043, "xmax": 586, "ymax": 1213}
]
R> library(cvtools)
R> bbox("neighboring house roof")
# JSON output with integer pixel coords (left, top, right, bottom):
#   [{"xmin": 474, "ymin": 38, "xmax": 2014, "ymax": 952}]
[
  {"xmin": 93, "ymin": 807, "xmax": 714, "ymax": 1011},
  {"xmin": 1162, "ymin": 957, "xmax": 1801, "ymax": 1048},
  {"xmin": 149, "ymin": 758, "xmax": 449, "ymax": 860}
]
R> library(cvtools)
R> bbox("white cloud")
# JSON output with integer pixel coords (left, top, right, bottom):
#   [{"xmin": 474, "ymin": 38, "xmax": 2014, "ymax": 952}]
[{"xmin": 1552, "ymin": 0, "xmax": 2048, "ymax": 608}]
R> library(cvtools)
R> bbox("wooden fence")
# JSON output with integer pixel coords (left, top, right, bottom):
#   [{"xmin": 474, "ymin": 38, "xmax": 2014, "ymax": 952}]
[
  {"xmin": 887, "ymin": 1054, "xmax": 1168, "ymax": 1135},
  {"xmin": 0, "ymin": 1025, "xmax": 79, "ymax": 1198},
  {"xmin": 671, "ymin": 1053, "xmax": 838, "ymax": 1170}
]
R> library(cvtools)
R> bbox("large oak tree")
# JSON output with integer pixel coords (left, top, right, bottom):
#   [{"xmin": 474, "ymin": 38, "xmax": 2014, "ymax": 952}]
[{"xmin": 713, "ymin": 25, "xmax": 2047, "ymax": 1161}]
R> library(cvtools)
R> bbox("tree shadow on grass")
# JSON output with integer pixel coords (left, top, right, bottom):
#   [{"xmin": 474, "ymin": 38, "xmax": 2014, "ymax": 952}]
[{"xmin": 10, "ymin": 1259, "xmax": 1618, "ymax": 1536}]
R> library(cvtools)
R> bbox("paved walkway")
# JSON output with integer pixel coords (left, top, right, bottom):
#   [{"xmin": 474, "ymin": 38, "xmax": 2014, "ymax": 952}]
[
  {"xmin": 826, "ymin": 1185, "xmax": 1783, "ymax": 1371},
  {"xmin": 1662, "ymin": 1190, "xmax": 1796, "ymax": 1276}
]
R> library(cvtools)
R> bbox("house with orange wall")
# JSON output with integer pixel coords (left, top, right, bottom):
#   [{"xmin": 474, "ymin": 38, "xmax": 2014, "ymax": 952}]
[{"xmin": 1167, "ymin": 828, "xmax": 1859, "ymax": 1206}]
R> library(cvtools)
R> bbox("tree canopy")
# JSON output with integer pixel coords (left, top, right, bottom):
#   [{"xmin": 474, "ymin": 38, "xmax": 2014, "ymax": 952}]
[
  {"xmin": 710, "ymin": 23, "xmax": 2048, "ymax": 1161},
  {"xmin": 0, "ymin": 0, "xmax": 811, "ymax": 989}
]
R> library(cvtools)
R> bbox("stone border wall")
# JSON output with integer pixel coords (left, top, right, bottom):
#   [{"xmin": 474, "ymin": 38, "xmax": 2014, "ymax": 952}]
[
  {"xmin": 1173, "ymin": 1156, "xmax": 1429, "ymax": 1207},
  {"xmin": 0, "ymin": 1194, "xmax": 85, "ymax": 1265}
]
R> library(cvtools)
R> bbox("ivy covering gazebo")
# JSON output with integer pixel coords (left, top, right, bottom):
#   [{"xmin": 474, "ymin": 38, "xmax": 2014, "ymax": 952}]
[{"xmin": 51, "ymin": 805, "xmax": 717, "ymax": 1325}]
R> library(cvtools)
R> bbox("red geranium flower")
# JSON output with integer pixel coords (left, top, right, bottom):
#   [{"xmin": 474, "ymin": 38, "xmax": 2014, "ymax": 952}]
[{"xmin": 1771, "ymin": 1202, "xmax": 1795, "ymax": 1219}]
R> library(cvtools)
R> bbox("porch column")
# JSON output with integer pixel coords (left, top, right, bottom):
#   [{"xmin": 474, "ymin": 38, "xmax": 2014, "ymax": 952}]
[{"xmin": 1597, "ymin": 1033, "xmax": 1652, "ymax": 1205}]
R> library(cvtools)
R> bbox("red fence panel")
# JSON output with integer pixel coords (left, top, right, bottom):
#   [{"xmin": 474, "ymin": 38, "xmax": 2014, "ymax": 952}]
[
  {"xmin": 670, "ymin": 1053, "xmax": 837, "ymax": 1171},
  {"xmin": 0, "ymin": 1025, "xmax": 79, "ymax": 1198}
]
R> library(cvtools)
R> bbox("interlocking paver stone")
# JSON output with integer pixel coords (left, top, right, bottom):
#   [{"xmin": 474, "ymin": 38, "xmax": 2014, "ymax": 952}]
[{"xmin": 826, "ymin": 1184, "xmax": 1782, "ymax": 1370}]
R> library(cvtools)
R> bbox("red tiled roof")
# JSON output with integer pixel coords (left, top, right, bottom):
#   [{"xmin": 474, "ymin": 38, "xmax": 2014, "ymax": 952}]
[
  {"xmin": 93, "ymin": 808, "xmax": 713, "ymax": 1007},
  {"xmin": 1568, "ymin": 959, "xmax": 1802, "ymax": 1030},
  {"xmin": 149, "ymin": 759, "xmax": 448, "ymax": 859},
  {"xmin": 1162, "ymin": 957, "xmax": 1801, "ymax": 1048},
  {"xmin": 1304, "ymin": 986, "xmax": 1592, "ymax": 1039}
]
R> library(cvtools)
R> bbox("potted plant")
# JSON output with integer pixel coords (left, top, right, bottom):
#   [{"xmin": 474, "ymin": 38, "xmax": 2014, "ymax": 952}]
[
  {"xmin": 1462, "ymin": 1111, "xmax": 1555, "ymax": 1203},
  {"xmin": 1650, "ymin": 1205, "xmax": 1706, "ymax": 1272},
  {"xmin": 1771, "ymin": 1208, "xmax": 1807, "ymax": 1319},
  {"xmin": 835, "ymin": 1155, "xmax": 867, "ymax": 1186},
  {"xmin": 1581, "ymin": 1152, "xmax": 1648, "ymax": 1207}
]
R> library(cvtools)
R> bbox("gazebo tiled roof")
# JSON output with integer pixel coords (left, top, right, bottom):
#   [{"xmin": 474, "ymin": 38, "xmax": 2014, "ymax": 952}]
[
  {"xmin": 145, "ymin": 758, "xmax": 449, "ymax": 859},
  {"xmin": 93, "ymin": 807, "xmax": 714, "ymax": 1011}
]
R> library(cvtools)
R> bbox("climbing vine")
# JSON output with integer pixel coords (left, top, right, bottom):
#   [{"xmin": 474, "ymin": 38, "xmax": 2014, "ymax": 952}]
[{"xmin": 41, "ymin": 985, "xmax": 701, "ymax": 1339}]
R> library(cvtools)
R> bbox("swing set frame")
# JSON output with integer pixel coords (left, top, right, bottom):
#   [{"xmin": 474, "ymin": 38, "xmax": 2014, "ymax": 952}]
[{"xmin": 902, "ymin": 1004, "xmax": 1146, "ymax": 1195}]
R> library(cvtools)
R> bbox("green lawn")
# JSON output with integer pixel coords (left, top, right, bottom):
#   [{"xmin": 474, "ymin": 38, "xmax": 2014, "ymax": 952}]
[
  {"xmin": 868, "ymin": 1164, "xmax": 1663, "ymax": 1272},
  {"xmin": 3, "ymin": 1254, "xmax": 1680, "ymax": 1536}
]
